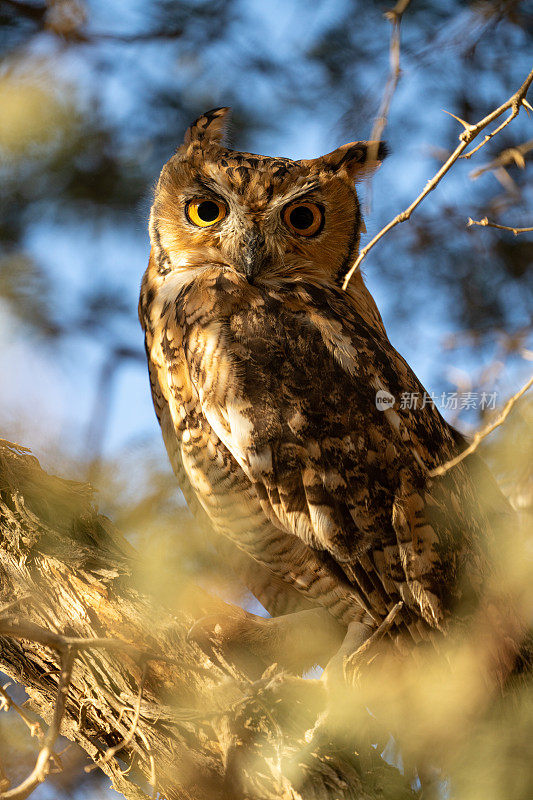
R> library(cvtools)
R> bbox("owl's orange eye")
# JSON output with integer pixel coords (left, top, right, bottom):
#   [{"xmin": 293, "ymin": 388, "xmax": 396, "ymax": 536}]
[
  {"xmin": 283, "ymin": 201, "xmax": 324, "ymax": 237},
  {"xmin": 186, "ymin": 198, "xmax": 227, "ymax": 227}
]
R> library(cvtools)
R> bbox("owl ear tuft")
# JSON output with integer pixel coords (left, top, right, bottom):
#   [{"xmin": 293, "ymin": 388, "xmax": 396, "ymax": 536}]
[
  {"xmin": 311, "ymin": 140, "xmax": 388, "ymax": 181},
  {"xmin": 184, "ymin": 107, "xmax": 232, "ymax": 146}
]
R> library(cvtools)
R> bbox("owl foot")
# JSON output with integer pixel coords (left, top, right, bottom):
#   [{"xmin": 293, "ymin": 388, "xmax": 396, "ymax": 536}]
[
  {"xmin": 188, "ymin": 606, "xmax": 345, "ymax": 678},
  {"xmin": 340, "ymin": 601, "xmax": 404, "ymax": 687},
  {"xmin": 307, "ymin": 605, "xmax": 404, "ymax": 750},
  {"xmin": 187, "ymin": 610, "xmax": 271, "ymax": 679}
]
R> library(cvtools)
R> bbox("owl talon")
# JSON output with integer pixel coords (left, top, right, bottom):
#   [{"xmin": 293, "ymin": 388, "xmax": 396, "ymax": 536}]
[
  {"xmin": 187, "ymin": 612, "xmax": 259, "ymax": 658},
  {"xmin": 187, "ymin": 613, "xmax": 234, "ymax": 649},
  {"xmin": 187, "ymin": 612, "xmax": 271, "ymax": 679},
  {"xmin": 188, "ymin": 607, "xmax": 346, "ymax": 678}
]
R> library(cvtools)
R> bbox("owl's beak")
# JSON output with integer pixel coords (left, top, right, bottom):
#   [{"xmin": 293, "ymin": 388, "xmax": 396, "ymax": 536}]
[{"xmin": 240, "ymin": 231, "xmax": 267, "ymax": 284}]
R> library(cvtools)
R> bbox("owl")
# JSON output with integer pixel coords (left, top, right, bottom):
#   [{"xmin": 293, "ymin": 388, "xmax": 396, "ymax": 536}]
[{"xmin": 139, "ymin": 108, "xmax": 514, "ymax": 678}]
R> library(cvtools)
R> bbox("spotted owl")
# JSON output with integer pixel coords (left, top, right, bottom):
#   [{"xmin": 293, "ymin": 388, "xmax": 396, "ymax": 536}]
[{"xmin": 139, "ymin": 107, "xmax": 514, "ymax": 675}]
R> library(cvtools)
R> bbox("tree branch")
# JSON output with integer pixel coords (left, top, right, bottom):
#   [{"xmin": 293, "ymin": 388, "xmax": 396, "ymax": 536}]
[
  {"xmin": 468, "ymin": 138, "xmax": 533, "ymax": 179},
  {"xmin": 467, "ymin": 217, "xmax": 533, "ymax": 235},
  {"xmin": 0, "ymin": 439, "xmax": 412, "ymax": 800},
  {"xmin": 343, "ymin": 65, "xmax": 533, "ymax": 289},
  {"xmin": 429, "ymin": 375, "xmax": 533, "ymax": 477},
  {"xmin": 368, "ymin": 0, "xmax": 411, "ymax": 155}
]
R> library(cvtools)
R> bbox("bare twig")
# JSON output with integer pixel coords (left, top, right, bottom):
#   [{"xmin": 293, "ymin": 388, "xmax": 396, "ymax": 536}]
[
  {"xmin": 343, "ymin": 65, "xmax": 533, "ymax": 289},
  {"xmin": 467, "ymin": 217, "xmax": 533, "ymax": 235},
  {"xmin": 369, "ymin": 0, "xmax": 411, "ymax": 151},
  {"xmin": 469, "ymin": 139, "xmax": 533, "ymax": 179},
  {"xmin": 0, "ymin": 613, "xmax": 215, "ymax": 798},
  {"xmin": 0, "ymin": 685, "xmax": 43, "ymax": 739},
  {"xmin": 0, "ymin": 596, "xmax": 31, "ymax": 618},
  {"xmin": 0, "ymin": 649, "xmax": 75, "ymax": 800},
  {"xmin": 0, "ymin": 619, "xmax": 180, "ymax": 798},
  {"xmin": 364, "ymin": 0, "xmax": 411, "ymax": 215},
  {"xmin": 0, "ymin": 619, "xmax": 158, "ymax": 663},
  {"xmin": 429, "ymin": 375, "xmax": 533, "ymax": 477},
  {"xmin": 0, "ymin": 618, "xmax": 167, "ymax": 800},
  {"xmin": 461, "ymin": 107, "xmax": 533, "ymax": 161},
  {"xmin": 87, "ymin": 662, "xmax": 149, "ymax": 771},
  {"xmin": 136, "ymin": 728, "xmax": 156, "ymax": 797}
]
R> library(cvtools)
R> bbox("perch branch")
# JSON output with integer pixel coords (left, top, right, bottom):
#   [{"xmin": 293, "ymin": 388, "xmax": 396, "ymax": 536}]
[{"xmin": 0, "ymin": 439, "xmax": 412, "ymax": 800}]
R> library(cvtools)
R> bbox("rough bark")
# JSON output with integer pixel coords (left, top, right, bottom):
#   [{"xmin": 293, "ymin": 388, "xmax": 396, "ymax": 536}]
[{"xmin": 0, "ymin": 439, "xmax": 413, "ymax": 800}]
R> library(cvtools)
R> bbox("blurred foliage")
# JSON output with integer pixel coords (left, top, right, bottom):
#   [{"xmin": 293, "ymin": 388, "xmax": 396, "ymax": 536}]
[
  {"xmin": 326, "ymin": 481, "xmax": 533, "ymax": 799},
  {"xmin": 1, "ymin": 435, "xmax": 532, "ymax": 800},
  {"xmin": 0, "ymin": 698, "xmax": 109, "ymax": 798},
  {"xmin": 1, "ymin": 0, "xmax": 531, "ymax": 362},
  {"xmin": 0, "ymin": 2, "xmax": 532, "ymax": 796}
]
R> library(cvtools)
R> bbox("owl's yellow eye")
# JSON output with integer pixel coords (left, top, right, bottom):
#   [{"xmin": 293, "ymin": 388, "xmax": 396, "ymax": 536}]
[
  {"xmin": 283, "ymin": 201, "xmax": 324, "ymax": 237},
  {"xmin": 186, "ymin": 198, "xmax": 227, "ymax": 227}
]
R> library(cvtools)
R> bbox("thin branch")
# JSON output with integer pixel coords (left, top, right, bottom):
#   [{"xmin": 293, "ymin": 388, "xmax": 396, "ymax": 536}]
[
  {"xmin": 0, "ymin": 620, "xmax": 156, "ymax": 662},
  {"xmin": 461, "ymin": 110, "xmax": 532, "ymax": 161},
  {"xmin": 469, "ymin": 139, "xmax": 533, "ymax": 180},
  {"xmin": 386, "ymin": 0, "xmax": 412, "ymax": 17},
  {"xmin": 0, "ymin": 620, "xmax": 166, "ymax": 799},
  {"xmin": 467, "ymin": 217, "xmax": 533, "ymax": 235},
  {"xmin": 370, "ymin": 0, "xmax": 411, "ymax": 150},
  {"xmin": 429, "ymin": 375, "xmax": 533, "ymax": 478},
  {"xmin": 87, "ymin": 662, "xmax": 149, "ymax": 771},
  {"xmin": 342, "ymin": 65, "xmax": 533, "ymax": 289},
  {"xmin": 364, "ymin": 0, "xmax": 410, "ymax": 213},
  {"xmin": 0, "ymin": 617, "xmax": 212, "ymax": 798},
  {"xmin": 0, "ymin": 596, "xmax": 31, "ymax": 618},
  {"xmin": 0, "ymin": 685, "xmax": 43, "ymax": 739},
  {"xmin": 136, "ymin": 728, "xmax": 156, "ymax": 798},
  {"xmin": 0, "ymin": 648, "xmax": 75, "ymax": 800},
  {"xmin": 460, "ymin": 113, "xmax": 521, "ymax": 160}
]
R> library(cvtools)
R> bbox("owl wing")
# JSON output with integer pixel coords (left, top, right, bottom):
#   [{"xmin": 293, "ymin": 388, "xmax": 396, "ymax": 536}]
[
  {"xmin": 140, "ymin": 292, "xmax": 314, "ymax": 620},
  {"xmin": 184, "ymin": 282, "xmax": 487, "ymax": 630}
]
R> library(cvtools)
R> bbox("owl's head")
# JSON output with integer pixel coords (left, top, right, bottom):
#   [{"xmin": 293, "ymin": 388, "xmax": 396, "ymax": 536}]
[{"xmin": 149, "ymin": 107, "xmax": 386, "ymax": 290}]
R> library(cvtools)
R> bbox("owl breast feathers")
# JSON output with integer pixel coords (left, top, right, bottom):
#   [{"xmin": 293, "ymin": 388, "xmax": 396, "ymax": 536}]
[{"xmin": 140, "ymin": 107, "xmax": 506, "ymax": 645}]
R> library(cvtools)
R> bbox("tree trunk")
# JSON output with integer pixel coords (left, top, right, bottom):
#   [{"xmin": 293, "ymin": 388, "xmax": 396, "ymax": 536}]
[{"xmin": 0, "ymin": 439, "xmax": 412, "ymax": 800}]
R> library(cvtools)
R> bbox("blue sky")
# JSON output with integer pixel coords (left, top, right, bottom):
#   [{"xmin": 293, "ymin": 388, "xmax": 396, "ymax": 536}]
[
  {"xmin": 1, "ymin": 0, "xmax": 531, "ymax": 477},
  {"xmin": 0, "ymin": 3, "xmax": 531, "ymax": 797}
]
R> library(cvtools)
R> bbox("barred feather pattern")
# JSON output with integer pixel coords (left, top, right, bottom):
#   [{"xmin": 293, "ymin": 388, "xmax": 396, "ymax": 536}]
[
  {"xmin": 139, "ymin": 108, "xmax": 497, "ymax": 649},
  {"xmin": 140, "ymin": 262, "xmax": 489, "ymax": 640}
]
